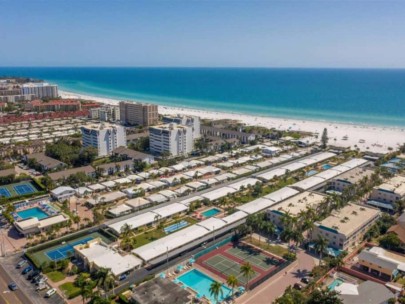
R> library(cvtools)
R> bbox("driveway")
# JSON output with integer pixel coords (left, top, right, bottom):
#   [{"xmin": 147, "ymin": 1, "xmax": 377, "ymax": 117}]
[{"xmin": 238, "ymin": 250, "xmax": 317, "ymax": 304}]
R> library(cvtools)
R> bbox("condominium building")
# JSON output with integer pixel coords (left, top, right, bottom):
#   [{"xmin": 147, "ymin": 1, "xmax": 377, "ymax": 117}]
[
  {"xmin": 149, "ymin": 124, "xmax": 193, "ymax": 157},
  {"xmin": 162, "ymin": 115, "xmax": 201, "ymax": 140},
  {"xmin": 201, "ymin": 126, "xmax": 256, "ymax": 144},
  {"xmin": 25, "ymin": 99, "xmax": 81, "ymax": 112},
  {"xmin": 312, "ymin": 204, "xmax": 380, "ymax": 251},
  {"xmin": 119, "ymin": 101, "xmax": 158, "ymax": 126},
  {"xmin": 266, "ymin": 191, "xmax": 325, "ymax": 229},
  {"xmin": 369, "ymin": 175, "xmax": 405, "ymax": 205},
  {"xmin": 89, "ymin": 105, "xmax": 120, "ymax": 122},
  {"xmin": 81, "ymin": 123, "xmax": 126, "ymax": 157},
  {"xmin": 21, "ymin": 83, "xmax": 58, "ymax": 99},
  {"xmin": 329, "ymin": 167, "xmax": 374, "ymax": 193}
]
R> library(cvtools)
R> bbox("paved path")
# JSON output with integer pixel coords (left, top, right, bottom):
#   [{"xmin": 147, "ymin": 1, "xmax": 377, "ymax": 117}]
[
  {"xmin": 238, "ymin": 250, "xmax": 316, "ymax": 304},
  {"xmin": 0, "ymin": 262, "xmax": 33, "ymax": 304}
]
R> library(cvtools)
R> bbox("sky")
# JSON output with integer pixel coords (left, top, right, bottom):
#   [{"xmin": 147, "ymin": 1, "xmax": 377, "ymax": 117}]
[{"xmin": 1, "ymin": 0, "xmax": 405, "ymax": 68}]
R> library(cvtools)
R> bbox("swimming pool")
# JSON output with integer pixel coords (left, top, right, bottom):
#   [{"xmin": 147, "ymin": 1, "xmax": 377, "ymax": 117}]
[
  {"xmin": 306, "ymin": 170, "xmax": 318, "ymax": 176},
  {"xmin": 322, "ymin": 164, "xmax": 332, "ymax": 170},
  {"xmin": 328, "ymin": 278, "xmax": 344, "ymax": 290},
  {"xmin": 17, "ymin": 207, "xmax": 49, "ymax": 220},
  {"xmin": 177, "ymin": 269, "xmax": 232, "ymax": 303},
  {"xmin": 202, "ymin": 208, "xmax": 221, "ymax": 218}
]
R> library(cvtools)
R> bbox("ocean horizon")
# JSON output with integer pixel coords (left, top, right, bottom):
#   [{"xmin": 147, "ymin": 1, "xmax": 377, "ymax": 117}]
[{"xmin": 1, "ymin": 67, "xmax": 405, "ymax": 127}]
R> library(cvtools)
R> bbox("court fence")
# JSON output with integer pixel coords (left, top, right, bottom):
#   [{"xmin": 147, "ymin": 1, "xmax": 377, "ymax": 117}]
[
  {"xmin": 194, "ymin": 236, "xmax": 233, "ymax": 259},
  {"xmin": 248, "ymin": 259, "xmax": 291, "ymax": 290}
]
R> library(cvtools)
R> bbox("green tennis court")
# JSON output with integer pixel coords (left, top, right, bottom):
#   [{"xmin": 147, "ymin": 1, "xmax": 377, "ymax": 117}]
[
  {"xmin": 204, "ymin": 254, "xmax": 258, "ymax": 285},
  {"xmin": 226, "ymin": 245, "xmax": 280, "ymax": 270}
]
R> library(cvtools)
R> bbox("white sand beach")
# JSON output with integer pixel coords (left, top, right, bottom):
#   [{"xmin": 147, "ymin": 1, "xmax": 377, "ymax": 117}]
[{"xmin": 60, "ymin": 90, "xmax": 405, "ymax": 154}]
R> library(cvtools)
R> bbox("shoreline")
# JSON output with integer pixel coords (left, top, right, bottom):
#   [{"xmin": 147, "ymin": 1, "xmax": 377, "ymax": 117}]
[{"xmin": 60, "ymin": 89, "xmax": 405, "ymax": 154}]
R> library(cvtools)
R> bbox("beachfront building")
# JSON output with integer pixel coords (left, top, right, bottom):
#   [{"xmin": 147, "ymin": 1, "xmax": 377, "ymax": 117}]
[
  {"xmin": 311, "ymin": 204, "xmax": 380, "ymax": 251},
  {"xmin": 81, "ymin": 123, "xmax": 126, "ymax": 157},
  {"xmin": 328, "ymin": 167, "xmax": 374, "ymax": 193},
  {"xmin": 25, "ymin": 99, "xmax": 81, "ymax": 112},
  {"xmin": 21, "ymin": 82, "xmax": 58, "ymax": 99},
  {"xmin": 368, "ymin": 175, "xmax": 405, "ymax": 210},
  {"xmin": 74, "ymin": 238, "xmax": 142, "ymax": 279},
  {"xmin": 149, "ymin": 124, "xmax": 194, "ymax": 157},
  {"xmin": 162, "ymin": 114, "xmax": 201, "ymax": 140},
  {"xmin": 89, "ymin": 105, "xmax": 120, "ymax": 122},
  {"xmin": 200, "ymin": 126, "xmax": 256, "ymax": 144},
  {"xmin": 266, "ymin": 191, "xmax": 325, "ymax": 229},
  {"xmin": 358, "ymin": 246, "xmax": 405, "ymax": 280},
  {"xmin": 119, "ymin": 101, "xmax": 158, "ymax": 127}
]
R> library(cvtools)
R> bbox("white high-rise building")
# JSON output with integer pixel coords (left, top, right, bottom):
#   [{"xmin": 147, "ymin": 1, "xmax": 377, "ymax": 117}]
[
  {"xmin": 21, "ymin": 83, "xmax": 58, "ymax": 99},
  {"xmin": 89, "ymin": 105, "xmax": 120, "ymax": 122},
  {"xmin": 162, "ymin": 115, "xmax": 201, "ymax": 140},
  {"xmin": 149, "ymin": 124, "xmax": 193, "ymax": 157},
  {"xmin": 81, "ymin": 123, "xmax": 126, "ymax": 157}
]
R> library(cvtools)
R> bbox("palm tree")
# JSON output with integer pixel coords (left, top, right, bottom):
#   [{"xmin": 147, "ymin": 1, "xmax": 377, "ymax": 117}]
[
  {"xmin": 264, "ymin": 222, "xmax": 276, "ymax": 240},
  {"xmin": 209, "ymin": 281, "xmax": 223, "ymax": 303},
  {"xmin": 314, "ymin": 236, "xmax": 328, "ymax": 265},
  {"xmin": 74, "ymin": 272, "xmax": 92, "ymax": 304},
  {"xmin": 120, "ymin": 223, "xmax": 133, "ymax": 238},
  {"xmin": 226, "ymin": 275, "xmax": 239, "ymax": 297},
  {"xmin": 95, "ymin": 267, "xmax": 110, "ymax": 291},
  {"xmin": 240, "ymin": 262, "xmax": 255, "ymax": 290}
]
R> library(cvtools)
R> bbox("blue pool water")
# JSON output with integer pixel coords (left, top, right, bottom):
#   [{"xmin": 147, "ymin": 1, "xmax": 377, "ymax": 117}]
[
  {"xmin": 177, "ymin": 269, "xmax": 232, "ymax": 303},
  {"xmin": 328, "ymin": 278, "xmax": 344, "ymax": 290},
  {"xmin": 164, "ymin": 220, "xmax": 189, "ymax": 234},
  {"xmin": 322, "ymin": 164, "xmax": 332, "ymax": 170},
  {"xmin": 17, "ymin": 207, "xmax": 49, "ymax": 220},
  {"xmin": 306, "ymin": 170, "xmax": 318, "ymax": 176},
  {"xmin": 202, "ymin": 208, "xmax": 221, "ymax": 218}
]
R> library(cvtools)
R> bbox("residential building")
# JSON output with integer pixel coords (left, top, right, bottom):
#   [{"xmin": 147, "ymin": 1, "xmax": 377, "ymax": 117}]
[
  {"xmin": 126, "ymin": 131, "xmax": 149, "ymax": 145},
  {"xmin": 149, "ymin": 124, "xmax": 193, "ymax": 157},
  {"xmin": 81, "ymin": 123, "xmax": 126, "ymax": 156},
  {"xmin": 14, "ymin": 214, "xmax": 68, "ymax": 236},
  {"xmin": 335, "ymin": 280, "xmax": 395, "ymax": 304},
  {"xmin": 24, "ymin": 152, "xmax": 65, "ymax": 172},
  {"xmin": 358, "ymin": 246, "xmax": 405, "ymax": 280},
  {"xmin": 162, "ymin": 115, "xmax": 201, "ymax": 139},
  {"xmin": 48, "ymin": 166, "xmax": 96, "ymax": 182},
  {"xmin": 329, "ymin": 167, "xmax": 374, "ymax": 192},
  {"xmin": 200, "ymin": 126, "xmax": 256, "ymax": 144},
  {"xmin": 89, "ymin": 105, "xmax": 120, "ymax": 122},
  {"xmin": 266, "ymin": 191, "xmax": 325, "ymax": 229},
  {"xmin": 119, "ymin": 101, "xmax": 158, "ymax": 126},
  {"xmin": 74, "ymin": 238, "xmax": 142, "ymax": 279},
  {"xmin": 112, "ymin": 146, "xmax": 154, "ymax": 164},
  {"xmin": 96, "ymin": 160, "xmax": 134, "ymax": 175},
  {"xmin": 50, "ymin": 186, "xmax": 76, "ymax": 201},
  {"xmin": 312, "ymin": 204, "xmax": 380, "ymax": 251},
  {"xmin": 21, "ymin": 83, "xmax": 58, "ymax": 99},
  {"xmin": 25, "ymin": 99, "xmax": 81, "ymax": 112},
  {"xmin": 387, "ymin": 212, "xmax": 405, "ymax": 249},
  {"xmin": 369, "ymin": 175, "xmax": 405, "ymax": 207}
]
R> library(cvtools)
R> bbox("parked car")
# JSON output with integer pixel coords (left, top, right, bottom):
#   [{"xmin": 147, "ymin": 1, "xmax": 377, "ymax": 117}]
[
  {"xmin": 45, "ymin": 288, "xmax": 56, "ymax": 298},
  {"xmin": 16, "ymin": 259, "xmax": 27, "ymax": 268},
  {"xmin": 118, "ymin": 274, "xmax": 127, "ymax": 281},
  {"xmin": 36, "ymin": 283, "xmax": 47, "ymax": 291},
  {"xmin": 28, "ymin": 270, "xmax": 40, "ymax": 280},
  {"xmin": 32, "ymin": 275, "xmax": 44, "ymax": 284},
  {"xmin": 301, "ymin": 277, "xmax": 310, "ymax": 284},
  {"xmin": 22, "ymin": 265, "xmax": 33, "ymax": 275},
  {"xmin": 36, "ymin": 277, "xmax": 48, "ymax": 285},
  {"xmin": 293, "ymin": 283, "xmax": 303, "ymax": 290},
  {"xmin": 8, "ymin": 282, "xmax": 18, "ymax": 291}
]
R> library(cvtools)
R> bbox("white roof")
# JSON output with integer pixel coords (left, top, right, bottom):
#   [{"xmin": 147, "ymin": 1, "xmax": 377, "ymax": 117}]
[
  {"xmin": 339, "ymin": 158, "xmax": 368, "ymax": 169},
  {"xmin": 309, "ymin": 152, "xmax": 336, "ymax": 162},
  {"xmin": 87, "ymin": 191, "xmax": 126, "ymax": 206},
  {"xmin": 137, "ymin": 172, "xmax": 150, "ymax": 179},
  {"xmin": 236, "ymin": 198, "xmax": 276, "ymax": 214},
  {"xmin": 88, "ymin": 183, "xmax": 106, "ymax": 191},
  {"xmin": 197, "ymin": 217, "xmax": 226, "ymax": 231},
  {"xmin": 281, "ymin": 162, "xmax": 307, "ymax": 172},
  {"xmin": 201, "ymin": 186, "xmax": 237, "ymax": 201},
  {"xmin": 263, "ymin": 187, "xmax": 300, "ymax": 203},
  {"xmin": 292, "ymin": 176, "xmax": 326, "ymax": 190},
  {"xmin": 148, "ymin": 180, "xmax": 167, "ymax": 188},
  {"xmin": 335, "ymin": 283, "xmax": 359, "ymax": 296},
  {"xmin": 256, "ymin": 168, "xmax": 287, "ymax": 181},
  {"xmin": 152, "ymin": 203, "xmax": 188, "ymax": 218},
  {"xmin": 127, "ymin": 174, "xmax": 144, "ymax": 181},
  {"xmin": 200, "ymin": 178, "xmax": 219, "ymax": 186},
  {"xmin": 38, "ymin": 215, "xmax": 68, "ymax": 228},
  {"xmin": 255, "ymin": 160, "xmax": 273, "ymax": 168},
  {"xmin": 108, "ymin": 204, "xmax": 133, "ymax": 216},
  {"xmin": 108, "ymin": 211, "xmax": 157, "ymax": 234},
  {"xmin": 135, "ymin": 183, "xmax": 154, "ymax": 191},
  {"xmin": 132, "ymin": 224, "xmax": 210, "ymax": 262},
  {"xmin": 185, "ymin": 181, "xmax": 206, "ymax": 190},
  {"xmin": 314, "ymin": 169, "xmax": 342, "ymax": 180},
  {"xmin": 146, "ymin": 193, "xmax": 168, "ymax": 203},
  {"xmin": 160, "ymin": 175, "xmax": 184, "ymax": 185},
  {"xmin": 76, "ymin": 242, "xmax": 142, "ymax": 277},
  {"xmin": 217, "ymin": 162, "xmax": 234, "ymax": 168},
  {"xmin": 178, "ymin": 196, "xmax": 203, "ymax": 206},
  {"xmin": 214, "ymin": 173, "xmax": 237, "ymax": 182},
  {"xmin": 15, "ymin": 218, "xmax": 40, "ymax": 230},
  {"xmin": 114, "ymin": 177, "xmax": 132, "ymax": 185},
  {"xmin": 158, "ymin": 167, "xmax": 175, "ymax": 174},
  {"xmin": 228, "ymin": 178, "xmax": 261, "ymax": 191},
  {"xmin": 170, "ymin": 164, "xmax": 186, "ymax": 171},
  {"xmin": 159, "ymin": 189, "xmax": 177, "ymax": 199},
  {"xmin": 221, "ymin": 211, "xmax": 249, "ymax": 224},
  {"xmin": 183, "ymin": 170, "xmax": 204, "ymax": 178},
  {"xmin": 51, "ymin": 186, "xmax": 74, "ymax": 196},
  {"xmin": 231, "ymin": 167, "xmax": 252, "ymax": 176},
  {"xmin": 101, "ymin": 181, "xmax": 116, "ymax": 188},
  {"xmin": 175, "ymin": 186, "xmax": 192, "ymax": 195},
  {"xmin": 125, "ymin": 197, "xmax": 151, "ymax": 209},
  {"xmin": 75, "ymin": 187, "xmax": 93, "ymax": 196}
]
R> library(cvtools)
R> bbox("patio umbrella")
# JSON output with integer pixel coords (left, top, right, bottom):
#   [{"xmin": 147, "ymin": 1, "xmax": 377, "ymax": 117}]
[
  {"xmin": 176, "ymin": 265, "xmax": 184, "ymax": 272},
  {"xmin": 159, "ymin": 272, "xmax": 166, "ymax": 279},
  {"xmin": 189, "ymin": 258, "xmax": 195, "ymax": 264}
]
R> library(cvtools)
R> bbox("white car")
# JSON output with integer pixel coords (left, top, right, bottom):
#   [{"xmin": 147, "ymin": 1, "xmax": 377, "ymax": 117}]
[{"xmin": 45, "ymin": 288, "xmax": 56, "ymax": 298}]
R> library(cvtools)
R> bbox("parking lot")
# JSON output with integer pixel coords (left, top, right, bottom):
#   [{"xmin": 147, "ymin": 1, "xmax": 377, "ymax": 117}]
[{"xmin": 0, "ymin": 254, "xmax": 64, "ymax": 304}]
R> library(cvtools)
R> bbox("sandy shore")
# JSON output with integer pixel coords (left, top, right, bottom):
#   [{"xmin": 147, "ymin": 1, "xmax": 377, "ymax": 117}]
[{"xmin": 60, "ymin": 90, "xmax": 405, "ymax": 154}]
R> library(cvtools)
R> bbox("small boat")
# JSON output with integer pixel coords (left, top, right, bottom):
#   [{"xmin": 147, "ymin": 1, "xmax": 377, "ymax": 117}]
[{"xmin": 342, "ymin": 135, "xmax": 348, "ymax": 140}]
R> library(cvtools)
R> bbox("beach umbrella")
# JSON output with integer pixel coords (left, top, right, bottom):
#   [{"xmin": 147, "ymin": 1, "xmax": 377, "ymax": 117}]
[
  {"xmin": 189, "ymin": 258, "xmax": 195, "ymax": 264},
  {"xmin": 176, "ymin": 265, "xmax": 184, "ymax": 271},
  {"xmin": 159, "ymin": 272, "xmax": 166, "ymax": 279},
  {"xmin": 173, "ymin": 278, "xmax": 179, "ymax": 284}
]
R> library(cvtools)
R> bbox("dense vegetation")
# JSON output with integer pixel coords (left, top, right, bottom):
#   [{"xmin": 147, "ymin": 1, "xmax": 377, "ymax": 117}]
[{"xmin": 46, "ymin": 138, "xmax": 97, "ymax": 167}]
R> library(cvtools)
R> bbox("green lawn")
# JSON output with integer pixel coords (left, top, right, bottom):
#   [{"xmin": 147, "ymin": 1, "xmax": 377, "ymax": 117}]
[
  {"xmin": 59, "ymin": 282, "xmax": 81, "ymax": 299},
  {"xmin": 246, "ymin": 238, "xmax": 289, "ymax": 258},
  {"xmin": 46, "ymin": 271, "xmax": 66, "ymax": 282}
]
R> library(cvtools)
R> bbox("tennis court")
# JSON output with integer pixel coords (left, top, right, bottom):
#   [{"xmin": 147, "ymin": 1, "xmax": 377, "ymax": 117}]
[
  {"xmin": 14, "ymin": 183, "xmax": 37, "ymax": 195},
  {"xmin": 204, "ymin": 254, "xmax": 259, "ymax": 285},
  {"xmin": 0, "ymin": 188, "xmax": 11, "ymax": 198},
  {"xmin": 45, "ymin": 237, "xmax": 94, "ymax": 261},
  {"xmin": 0, "ymin": 181, "xmax": 39, "ymax": 198},
  {"xmin": 226, "ymin": 245, "xmax": 280, "ymax": 271}
]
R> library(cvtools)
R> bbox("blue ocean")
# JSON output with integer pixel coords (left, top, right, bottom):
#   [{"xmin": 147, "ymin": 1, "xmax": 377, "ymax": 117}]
[{"xmin": 1, "ymin": 67, "xmax": 405, "ymax": 126}]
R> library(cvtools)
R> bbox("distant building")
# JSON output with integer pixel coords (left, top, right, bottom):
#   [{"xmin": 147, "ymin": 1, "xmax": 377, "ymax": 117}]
[
  {"xmin": 201, "ymin": 126, "xmax": 256, "ymax": 144},
  {"xmin": 89, "ymin": 105, "xmax": 120, "ymax": 122},
  {"xmin": 329, "ymin": 167, "xmax": 374, "ymax": 193},
  {"xmin": 126, "ymin": 131, "xmax": 149, "ymax": 145},
  {"xmin": 24, "ymin": 152, "xmax": 65, "ymax": 172},
  {"xmin": 48, "ymin": 165, "xmax": 96, "ymax": 183},
  {"xmin": 51, "ymin": 186, "xmax": 76, "ymax": 201},
  {"xmin": 162, "ymin": 115, "xmax": 201, "ymax": 139},
  {"xmin": 21, "ymin": 83, "xmax": 58, "ymax": 99},
  {"xmin": 369, "ymin": 175, "xmax": 405, "ymax": 209},
  {"xmin": 119, "ymin": 101, "xmax": 158, "ymax": 126},
  {"xmin": 312, "ymin": 203, "xmax": 380, "ymax": 251},
  {"xmin": 387, "ymin": 212, "xmax": 405, "ymax": 249},
  {"xmin": 149, "ymin": 124, "xmax": 193, "ymax": 157},
  {"xmin": 335, "ymin": 280, "xmax": 395, "ymax": 304},
  {"xmin": 81, "ymin": 123, "xmax": 126, "ymax": 156},
  {"xmin": 112, "ymin": 146, "xmax": 155, "ymax": 164},
  {"xmin": 25, "ymin": 99, "xmax": 81, "ymax": 112}
]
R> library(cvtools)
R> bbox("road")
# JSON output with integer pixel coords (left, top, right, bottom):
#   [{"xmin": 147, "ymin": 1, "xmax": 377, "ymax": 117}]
[{"xmin": 0, "ymin": 263, "xmax": 32, "ymax": 304}]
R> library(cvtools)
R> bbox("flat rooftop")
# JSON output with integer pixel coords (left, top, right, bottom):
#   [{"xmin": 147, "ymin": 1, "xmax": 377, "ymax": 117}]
[
  {"xmin": 269, "ymin": 191, "xmax": 325, "ymax": 216},
  {"xmin": 316, "ymin": 203, "xmax": 380, "ymax": 237},
  {"xmin": 335, "ymin": 167, "xmax": 374, "ymax": 184},
  {"xmin": 376, "ymin": 175, "xmax": 405, "ymax": 196}
]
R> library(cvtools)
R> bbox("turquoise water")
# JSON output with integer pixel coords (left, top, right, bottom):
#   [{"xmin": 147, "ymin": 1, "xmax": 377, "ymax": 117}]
[
  {"xmin": 328, "ymin": 278, "xmax": 344, "ymax": 290},
  {"xmin": 177, "ymin": 269, "xmax": 232, "ymax": 303},
  {"xmin": 17, "ymin": 207, "xmax": 48, "ymax": 220},
  {"xmin": 322, "ymin": 164, "xmax": 333, "ymax": 170},
  {"xmin": 306, "ymin": 170, "xmax": 318, "ymax": 176},
  {"xmin": 2, "ymin": 67, "xmax": 405, "ymax": 126},
  {"xmin": 202, "ymin": 208, "xmax": 221, "ymax": 218}
]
